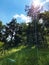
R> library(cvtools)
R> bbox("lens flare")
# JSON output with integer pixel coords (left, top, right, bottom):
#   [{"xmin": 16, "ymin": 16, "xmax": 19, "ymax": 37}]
[
  {"xmin": 33, "ymin": 0, "xmax": 41, "ymax": 8},
  {"xmin": 32, "ymin": 0, "xmax": 49, "ymax": 8}
]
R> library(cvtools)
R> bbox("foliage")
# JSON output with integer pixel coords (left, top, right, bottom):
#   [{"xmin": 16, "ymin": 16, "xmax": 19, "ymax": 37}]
[{"xmin": 0, "ymin": 11, "xmax": 49, "ymax": 49}]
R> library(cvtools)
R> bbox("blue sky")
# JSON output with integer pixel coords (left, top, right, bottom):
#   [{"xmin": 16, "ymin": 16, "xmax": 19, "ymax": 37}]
[{"xmin": 0, "ymin": 0, "xmax": 49, "ymax": 24}]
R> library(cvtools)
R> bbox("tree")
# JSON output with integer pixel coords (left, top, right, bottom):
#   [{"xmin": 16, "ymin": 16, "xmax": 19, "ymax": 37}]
[
  {"xmin": 25, "ymin": 3, "xmax": 49, "ymax": 48},
  {"xmin": 39, "ymin": 11, "xmax": 49, "ymax": 36},
  {"xmin": 20, "ymin": 23, "xmax": 28, "ymax": 45},
  {"xmin": 5, "ymin": 18, "xmax": 22, "ymax": 47},
  {"xmin": 37, "ymin": 11, "xmax": 49, "ymax": 48},
  {"xmin": 0, "ymin": 21, "xmax": 5, "ymax": 41},
  {"xmin": 0, "ymin": 21, "xmax": 3, "ymax": 41},
  {"xmin": 25, "ymin": 4, "xmax": 43, "ymax": 46}
]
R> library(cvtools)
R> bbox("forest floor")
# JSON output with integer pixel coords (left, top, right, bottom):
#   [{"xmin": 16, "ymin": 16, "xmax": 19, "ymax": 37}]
[{"xmin": 0, "ymin": 45, "xmax": 49, "ymax": 65}]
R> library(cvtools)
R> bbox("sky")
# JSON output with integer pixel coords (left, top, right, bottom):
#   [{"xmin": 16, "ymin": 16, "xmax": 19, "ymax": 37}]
[{"xmin": 0, "ymin": 0, "xmax": 49, "ymax": 24}]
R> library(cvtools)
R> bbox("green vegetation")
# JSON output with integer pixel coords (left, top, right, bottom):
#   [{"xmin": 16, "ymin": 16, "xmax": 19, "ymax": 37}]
[
  {"xmin": 0, "ymin": 45, "xmax": 49, "ymax": 65},
  {"xmin": 0, "ymin": 6, "xmax": 49, "ymax": 65}
]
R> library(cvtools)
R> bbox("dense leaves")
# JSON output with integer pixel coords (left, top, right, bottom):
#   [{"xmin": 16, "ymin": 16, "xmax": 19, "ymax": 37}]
[{"xmin": 0, "ymin": 11, "xmax": 49, "ymax": 49}]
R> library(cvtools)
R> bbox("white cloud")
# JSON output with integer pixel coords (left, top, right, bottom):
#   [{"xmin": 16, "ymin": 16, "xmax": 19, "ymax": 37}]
[
  {"xmin": 13, "ymin": 14, "xmax": 19, "ymax": 18},
  {"xmin": 13, "ymin": 14, "xmax": 31, "ymax": 23}
]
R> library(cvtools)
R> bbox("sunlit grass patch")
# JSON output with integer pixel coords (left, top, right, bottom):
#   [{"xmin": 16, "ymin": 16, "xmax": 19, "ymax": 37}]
[
  {"xmin": 0, "ymin": 42, "xmax": 4, "ymax": 47},
  {"xmin": 9, "ymin": 45, "xmax": 26, "ymax": 53}
]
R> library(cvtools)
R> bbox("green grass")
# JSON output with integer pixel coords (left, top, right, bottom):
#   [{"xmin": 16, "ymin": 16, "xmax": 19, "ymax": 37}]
[{"xmin": 0, "ymin": 45, "xmax": 49, "ymax": 65}]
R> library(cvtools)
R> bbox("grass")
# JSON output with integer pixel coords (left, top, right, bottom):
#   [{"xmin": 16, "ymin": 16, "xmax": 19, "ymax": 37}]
[{"xmin": 0, "ymin": 45, "xmax": 49, "ymax": 65}]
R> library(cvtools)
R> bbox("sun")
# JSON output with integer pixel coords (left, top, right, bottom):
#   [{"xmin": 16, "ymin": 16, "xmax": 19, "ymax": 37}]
[{"xmin": 33, "ymin": 0, "xmax": 41, "ymax": 8}]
